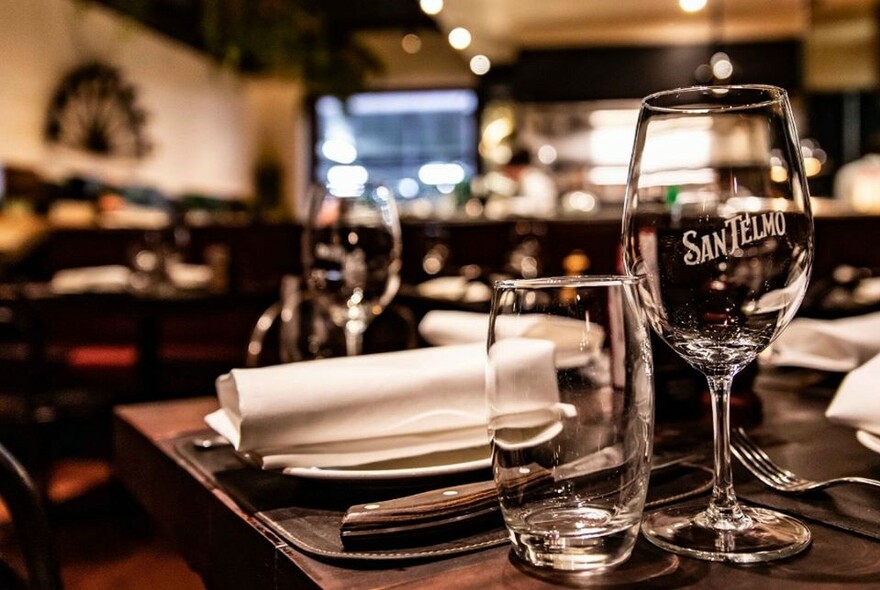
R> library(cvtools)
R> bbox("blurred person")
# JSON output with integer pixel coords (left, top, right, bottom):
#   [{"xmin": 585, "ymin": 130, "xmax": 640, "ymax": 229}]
[
  {"xmin": 485, "ymin": 149, "xmax": 558, "ymax": 218},
  {"xmin": 506, "ymin": 149, "xmax": 558, "ymax": 217}
]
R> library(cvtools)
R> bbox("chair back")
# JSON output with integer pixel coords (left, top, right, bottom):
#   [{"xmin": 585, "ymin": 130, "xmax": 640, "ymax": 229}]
[{"xmin": 0, "ymin": 442, "xmax": 63, "ymax": 590}]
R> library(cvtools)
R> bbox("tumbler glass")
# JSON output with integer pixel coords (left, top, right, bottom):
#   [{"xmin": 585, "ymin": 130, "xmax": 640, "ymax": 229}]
[{"xmin": 486, "ymin": 275, "xmax": 654, "ymax": 571}]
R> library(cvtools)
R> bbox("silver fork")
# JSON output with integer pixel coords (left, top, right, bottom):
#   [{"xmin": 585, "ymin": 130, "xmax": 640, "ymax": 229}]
[{"xmin": 731, "ymin": 427, "xmax": 880, "ymax": 494}]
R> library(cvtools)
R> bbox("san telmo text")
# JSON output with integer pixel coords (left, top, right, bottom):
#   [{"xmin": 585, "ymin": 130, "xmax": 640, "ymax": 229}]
[{"xmin": 682, "ymin": 211, "xmax": 786, "ymax": 266}]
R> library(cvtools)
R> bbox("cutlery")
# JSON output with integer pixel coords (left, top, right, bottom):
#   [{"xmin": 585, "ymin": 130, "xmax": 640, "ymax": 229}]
[
  {"xmin": 340, "ymin": 452, "xmax": 698, "ymax": 547},
  {"xmin": 732, "ymin": 427, "xmax": 880, "ymax": 494}
]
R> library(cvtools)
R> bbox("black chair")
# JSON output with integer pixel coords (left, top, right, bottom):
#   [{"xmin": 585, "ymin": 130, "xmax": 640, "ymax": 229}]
[
  {"xmin": 0, "ymin": 441, "xmax": 63, "ymax": 590},
  {"xmin": 245, "ymin": 277, "xmax": 418, "ymax": 367}
]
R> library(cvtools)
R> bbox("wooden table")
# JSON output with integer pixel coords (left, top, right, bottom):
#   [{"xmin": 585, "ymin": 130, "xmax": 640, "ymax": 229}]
[{"xmin": 113, "ymin": 381, "xmax": 880, "ymax": 589}]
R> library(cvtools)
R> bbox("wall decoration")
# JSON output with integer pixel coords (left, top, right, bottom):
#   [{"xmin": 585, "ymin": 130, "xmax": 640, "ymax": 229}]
[{"xmin": 44, "ymin": 62, "xmax": 152, "ymax": 158}]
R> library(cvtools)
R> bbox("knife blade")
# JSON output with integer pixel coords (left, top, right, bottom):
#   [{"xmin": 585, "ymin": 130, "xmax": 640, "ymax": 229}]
[{"xmin": 340, "ymin": 452, "xmax": 697, "ymax": 547}]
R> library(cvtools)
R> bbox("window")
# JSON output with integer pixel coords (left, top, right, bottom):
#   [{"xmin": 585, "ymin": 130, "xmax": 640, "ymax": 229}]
[{"xmin": 313, "ymin": 89, "xmax": 478, "ymax": 209}]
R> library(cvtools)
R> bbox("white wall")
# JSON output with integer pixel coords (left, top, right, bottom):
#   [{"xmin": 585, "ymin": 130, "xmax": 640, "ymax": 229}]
[{"xmin": 0, "ymin": 0, "xmax": 304, "ymax": 203}]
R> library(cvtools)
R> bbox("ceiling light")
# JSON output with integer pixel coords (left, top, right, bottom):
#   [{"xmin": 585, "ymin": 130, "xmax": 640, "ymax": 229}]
[
  {"xmin": 448, "ymin": 27, "xmax": 472, "ymax": 50},
  {"xmin": 679, "ymin": 0, "xmax": 707, "ymax": 13},
  {"xmin": 469, "ymin": 54, "xmax": 491, "ymax": 75},
  {"xmin": 420, "ymin": 0, "xmax": 444, "ymax": 15}
]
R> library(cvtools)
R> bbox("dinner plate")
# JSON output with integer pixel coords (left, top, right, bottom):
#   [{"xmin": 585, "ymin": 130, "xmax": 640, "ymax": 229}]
[
  {"xmin": 856, "ymin": 430, "xmax": 880, "ymax": 454},
  {"xmin": 280, "ymin": 445, "xmax": 491, "ymax": 481}
]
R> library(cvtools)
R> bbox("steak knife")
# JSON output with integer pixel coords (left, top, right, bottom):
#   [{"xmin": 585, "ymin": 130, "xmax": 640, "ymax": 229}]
[{"xmin": 340, "ymin": 452, "xmax": 696, "ymax": 547}]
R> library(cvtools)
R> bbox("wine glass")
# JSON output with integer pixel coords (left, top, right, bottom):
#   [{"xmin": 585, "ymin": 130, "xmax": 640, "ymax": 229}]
[
  {"xmin": 302, "ymin": 183, "xmax": 402, "ymax": 356},
  {"xmin": 622, "ymin": 85, "xmax": 814, "ymax": 562}
]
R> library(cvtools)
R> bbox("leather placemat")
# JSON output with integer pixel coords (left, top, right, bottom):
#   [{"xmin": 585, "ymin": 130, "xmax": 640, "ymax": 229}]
[
  {"xmin": 734, "ymin": 425, "xmax": 880, "ymax": 541},
  {"xmin": 172, "ymin": 431, "xmax": 713, "ymax": 563},
  {"xmin": 739, "ymin": 481, "xmax": 880, "ymax": 541},
  {"xmin": 257, "ymin": 506, "xmax": 509, "ymax": 562}
]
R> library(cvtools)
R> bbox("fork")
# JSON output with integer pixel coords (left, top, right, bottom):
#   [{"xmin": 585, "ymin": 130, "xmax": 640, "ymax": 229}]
[{"xmin": 731, "ymin": 427, "xmax": 880, "ymax": 494}]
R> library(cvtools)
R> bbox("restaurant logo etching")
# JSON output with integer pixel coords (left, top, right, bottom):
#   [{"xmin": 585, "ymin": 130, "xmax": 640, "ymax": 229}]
[{"xmin": 682, "ymin": 211, "xmax": 786, "ymax": 266}]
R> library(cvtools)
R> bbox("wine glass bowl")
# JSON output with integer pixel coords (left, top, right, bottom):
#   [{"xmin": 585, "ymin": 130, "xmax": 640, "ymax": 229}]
[
  {"xmin": 623, "ymin": 85, "xmax": 814, "ymax": 562},
  {"xmin": 302, "ymin": 183, "xmax": 402, "ymax": 356}
]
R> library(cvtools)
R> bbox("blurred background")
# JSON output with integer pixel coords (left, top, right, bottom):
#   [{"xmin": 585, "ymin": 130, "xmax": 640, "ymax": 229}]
[
  {"xmin": 1, "ymin": 0, "xmax": 880, "ymax": 588},
  {"xmin": 0, "ymin": 0, "xmax": 878, "ymax": 229}
]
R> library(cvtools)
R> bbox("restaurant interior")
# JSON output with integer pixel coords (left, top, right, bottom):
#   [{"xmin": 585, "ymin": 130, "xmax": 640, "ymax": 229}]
[{"xmin": 2, "ymin": 0, "xmax": 880, "ymax": 588}]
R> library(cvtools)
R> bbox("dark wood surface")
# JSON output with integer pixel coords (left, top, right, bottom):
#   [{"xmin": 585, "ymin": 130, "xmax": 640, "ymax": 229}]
[{"xmin": 113, "ymin": 376, "xmax": 880, "ymax": 590}]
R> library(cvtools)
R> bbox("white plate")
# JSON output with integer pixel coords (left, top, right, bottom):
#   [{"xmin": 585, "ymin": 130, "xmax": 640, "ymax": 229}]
[
  {"xmin": 280, "ymin": 445, "xmax": 491, "ymax": 481},
  {"xmin": 856, "ymin": 430, "xmax": 880, "ymax": 454}
]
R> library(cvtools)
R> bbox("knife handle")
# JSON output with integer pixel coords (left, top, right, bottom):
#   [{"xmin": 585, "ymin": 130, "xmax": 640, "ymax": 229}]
[
  {"xmin": 342, "ymin": 479, "xmax": 499, "ymax": 531},
  {"xmin": 341, "ymin": 467, "xmax": 554, "ymax": 533}
]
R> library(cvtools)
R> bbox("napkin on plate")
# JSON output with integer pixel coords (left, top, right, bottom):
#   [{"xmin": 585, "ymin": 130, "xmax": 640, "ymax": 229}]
[
  {"xmin": 418, "ymin": 310, "xmax": 492, "ymax": 346},
  {"xmin": 415, "ymin": 276, "xmax": 492, "ymax": 303},
  {"xmin": 419, "ymin": 310, "xmax": 601, "ymax": 369},
  {"xmin": 487, "ymin": 337, "xmax": 573, "ymax": 451},
  {"xmin": 206, "ymin": 340, "xmax": 568, "ymax": 470},
  {"xmin": 763, "ymin": 311, "xmax": 880, "ymax": 373}
]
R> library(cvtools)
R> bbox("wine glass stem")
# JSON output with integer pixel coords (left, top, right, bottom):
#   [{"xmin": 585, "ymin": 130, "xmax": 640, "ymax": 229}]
[
  {"xmin": 344, "ymin": 324, "xmax": 364, "ymax": 357},
  {"xmin": 703, "ymin": 375, "xmax": 751, "ymax": 531}
]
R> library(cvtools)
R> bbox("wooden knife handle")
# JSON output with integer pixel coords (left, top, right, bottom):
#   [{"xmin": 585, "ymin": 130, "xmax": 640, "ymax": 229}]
[
  {"xmin": 340, "ymin": 452, "xmax": 697, "ymax": 539},
  {"xmin": 342, "ymin": 479, "xmax": 499, "ymax": 531},
  {"xmin": 341, "ymin": 467, "xmax": 554, "ymax": 533}
]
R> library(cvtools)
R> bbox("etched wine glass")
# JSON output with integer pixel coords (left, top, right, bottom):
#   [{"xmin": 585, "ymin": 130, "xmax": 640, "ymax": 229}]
[
  {"xmin": 302, "ymin": 183, "xmax": 402, "ymax": 357},
  {"xmin": 622, "ymin": 85, "xmax": 814, "ymax": 562}
]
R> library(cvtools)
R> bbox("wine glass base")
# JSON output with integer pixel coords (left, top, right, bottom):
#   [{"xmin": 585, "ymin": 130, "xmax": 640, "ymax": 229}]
[{"xmin": 641, "ymin": 501, "xmax": 811, "ymax": 563}]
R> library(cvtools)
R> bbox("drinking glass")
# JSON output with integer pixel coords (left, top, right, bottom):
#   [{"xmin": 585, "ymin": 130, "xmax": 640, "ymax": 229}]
[
  {"xmin": 302, "ymin": 183, "xmax": 402, "ymax": 356},
  {"xmin": 622, "ymin": 85, "xmax": 814, "ymax": 562},
  {"xmin": 486, "ymin": 276, "xmax": 654, "ymax": 572}
]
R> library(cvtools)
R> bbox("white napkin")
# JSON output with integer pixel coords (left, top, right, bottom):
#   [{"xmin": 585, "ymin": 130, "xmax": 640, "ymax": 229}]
[
  {"xmin": 826, "ymin": 353, "xmax": 880, "ymax": 437},
  {"xmin": 416, "ymin": 276, "xmax": 492, "ymax": 302},
  {"xmin": 50, "ymin": 265, "xmax": 132, "ymax": 294},
  {"xmin": 763, "ymin": 312, "xmax": 880, "ymax": 373},
  {"xmin": 788, "ymin": 312, "xmax": 880, "ymax": 436},
  {"xmin": 486, "ymin": 337, "xmax": 575, "ymax": 451},
  {"xmin": 205, "ymin": 343, "xmax": 492, "ymax": 469},
  {"xmin": 418, "ymin": 310, "xmax": 488, "ymax": 345},
  {"xmin": 419, "ymin": 310, "xmax": 605, "ymax": 356},
  {"xmin": 166, "ymin": 262, "xmax": 213, "ymax": 290}
]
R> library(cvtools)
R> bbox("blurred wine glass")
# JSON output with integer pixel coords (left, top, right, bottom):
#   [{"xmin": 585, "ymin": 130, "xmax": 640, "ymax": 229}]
[{"xmin": 302, "ymin": 183, "xmax": 402, "ymax": 356}]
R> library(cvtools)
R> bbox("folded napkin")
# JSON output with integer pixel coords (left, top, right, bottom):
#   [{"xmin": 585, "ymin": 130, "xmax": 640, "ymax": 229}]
[
  {"xmin": 50, "ymin": 265, "xmax": 132, "ymax": 294},
  {"xmin": 207, "ymin": 336, "xmax": 573, "ymax": 470},
  {"xmin": 763, "ymin": 312, "xmax": 880, "ymax": 373},
  {"xmin": 419, "ymin": 310, "xmax": 598, "ymax": 353},
  {"xmin": 418, "ymin": 311, "xmax": 491, "ymax": 346},
  {"xmin": 416, "ymin": 276, "xmax": 492, "ymax": 302},
  {"xmin": 487, "ymin": 337, "xmax": 574, "ymax": 451},
  {"xmin": 826, "ymin": 353, "xmax": 880, "ymax": 437},
  {"xmin": 207, "ymin": 344, "xmax": 494, "ymax": 469}
]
